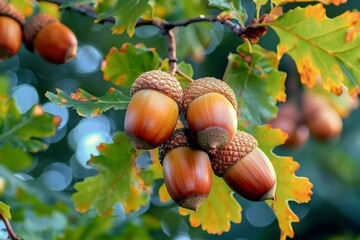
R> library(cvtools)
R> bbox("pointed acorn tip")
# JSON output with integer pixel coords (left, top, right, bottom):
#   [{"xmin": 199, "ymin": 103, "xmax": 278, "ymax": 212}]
[
  {"xmin": 259, "ymin": 182, "xmax": 277, "ymax": 201},
  {"xmin": 178, "ymin": 194, "xmax": 208, "ymax": 212}
]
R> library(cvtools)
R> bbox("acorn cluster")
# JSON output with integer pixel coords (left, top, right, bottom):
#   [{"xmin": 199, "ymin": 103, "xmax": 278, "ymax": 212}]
[
  {"xmin": 124, "ymin": 70, "xmax": 277, "ymax": 211},
  {"xmin": 0, "ymin": 2, "xmax": 77, "ymax": 64},
  {"xmin": 269, "ymin": 92, "xmax": 343, "ymax": 147}
]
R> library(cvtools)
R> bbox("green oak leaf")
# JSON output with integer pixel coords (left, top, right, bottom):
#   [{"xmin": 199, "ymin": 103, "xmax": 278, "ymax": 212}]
[
  {"xmin": 60, "ymin": 0, "xmax": 95, "ymax": 8},
  {"xmin": 101, "ymin": 43, "xmax": 162, "ymax": 88},
  {"xmin": 269, "ymin": 4, "xmax": 360, "ymax": 96},
  {"xmin": 0, "ymin": 104, "xmax": 59, "ymax": 153},
  {"xmin": 0, "ymin": 201, "xmax": 11, "ymax": 220},
  {"xmin": 46, "ymin": 87, "xmax": 130, "ymax": 117},
  {"xmin": 224, "ymin": 43, "xmax": 286, "ymax": 126},
  {"xmin": 72, "ymin": 132, "xmax": 155, "ymax": 217},
  {"xmin": 208, "ymin": 0, "xmax": 247, "ymax": 24},
  {"xmin": 0, "ymin": 144, "xmax": 33, "ymax": 172},
  {"xmin": 95, "ymin": 0, "xmax": 153, "ymax": 36}
]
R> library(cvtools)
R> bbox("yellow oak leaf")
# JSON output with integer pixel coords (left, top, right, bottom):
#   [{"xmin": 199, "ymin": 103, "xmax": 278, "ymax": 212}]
[
  {"xmin": 179, "ymin": 175, "xmax": 242, "ymax": 235},
  {"xmin": 271, "ymin": 0, "xmax": 347, "ymax": 6},
  {"xmin": 251, "ymin": 125, "xmax": 313, "ymax": 240},
  {"xmin": 269, "ymin": 4, "xmax": 360, "ymax": 96},
  {"xmin": 158, "ymin": 183, "xmax": 172, "ymax": 203}
]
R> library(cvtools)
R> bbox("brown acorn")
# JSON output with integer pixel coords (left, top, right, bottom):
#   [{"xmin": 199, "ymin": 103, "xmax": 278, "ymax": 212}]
[
  {"xmin": 269, "ymin": 102, "xmax": 309, "ymax": 147},
  {"xmin": 0, "ymin": 2, "xmax": 25, "ymax": 60},
  {"xmin": 183, "ymin": 77, "xmax": 238, "ymax": 151},
  {"xmin": 24, "ymin": 13, "xmax": 77, "ymax": 64},
  {"xmin": 302, "ymin": 93, "xmax": 343, "ymax": 140},
  {"xmin": 208, "ymin": 131, "xmax": 276, "ymax": 201},
  {"xmin": 124, "ymin": 70, "xmax": 183, "ymax": 149},
  {"xmin": 159, "ymin": 128, "xmax": 212, "ymax": 211}
]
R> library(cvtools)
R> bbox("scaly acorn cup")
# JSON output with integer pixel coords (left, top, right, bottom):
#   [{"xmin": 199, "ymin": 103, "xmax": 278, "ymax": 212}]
[
  {"xmin": 0, "ymin": 2, "xmax": 25, "ymax": 60},
  {"xmin": 208, "ymin": 131, "xmax": 277, "ymax": 201},
  {"xmin": 124, "ymin": 70, "xmax": 183, "ymax": 149},
  {"xmin": 24, "ymin": 13, "xmax": 77, "ymax": 64},
  {"xmin": 182, "ymin": 77, "xmax": 238, "ymax": 151},
  {"xmin": 159, "ymin": 128, "xmax": 212, "ymax": 211}
]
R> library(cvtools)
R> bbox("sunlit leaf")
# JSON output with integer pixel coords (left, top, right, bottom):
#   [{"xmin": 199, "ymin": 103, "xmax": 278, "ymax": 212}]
[
  {"xmin": 38, "ymin": 1, "xmax": 60, "ymax": 19},
  {"xmin": 179, "ymin": 176, "xmax": 242, "ymax": 234},
  {"xmin": 0, "ymin": 201, "xmax": 11, "ymax": 220},
  {"xmin": 46, "ymin": 87, "xmax": 130, "ymax": 117},
  {"xmin": 72, "ymin": 132, "xmax": 155, "ymax": 217},
  {"xmin": 250, "ymin": 125, "xmax": 313, "ymax": 240},
  {"xmin": 209, "ymin": 0, "xmax": 248, "ymax": 24},
  {"xmin": 9, "ymin": 0, "xmax": 34, "ymax": 17},
  {"xmin": 0, "ymin": 79, "xmax": 58, "ymax": 152},
  {"xmin": 60, "ymin": 0, "xmax": 95, "ymax": 8},
  {"xmin": 224, "ymin": 43, "xmax": 286, "ymax": 125},
  {"xmin": 160, "ymin": 59, "xmax": 194, "ymax": 89},
  {"xmin": 269, "ymin": 4, "xmax": 360, "ymax": 96},
  {"xmin": 0, "ymin": 104, "xmax": 59, "ymax": 153},
  {"xmin": 101, "ymin": 43, "xmax": 162, "ymax": 88},
  {"xmin": 271, "ymin": 0, "xmax": 347, "ymax": 6},
  {"xmin": 95, "ymin": 0, "xmax": 153, "ymax": 36}
]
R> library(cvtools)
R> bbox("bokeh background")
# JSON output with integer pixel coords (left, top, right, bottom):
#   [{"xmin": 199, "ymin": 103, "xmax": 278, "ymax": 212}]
[{"xmin": 0, "ymin": 0, "xmax": 360, "ymax": 239}]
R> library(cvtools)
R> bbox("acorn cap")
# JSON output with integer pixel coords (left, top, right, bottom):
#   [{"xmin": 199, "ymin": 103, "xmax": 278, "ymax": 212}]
[
  {"xmin": 208, "ymin": 131, "xmax": 258, "ymax": 176},
  {"xmin": 158, "ymin": 128, "xmax": 196, "ymax": 165},
  {"xmin": 23, "ymin": 13, "xmax": 58, "ymax": 52},
  {"xmin": 131, "ymin": 70, "xmax": 183, "ymax": 108},
  {"xmin": 182, "ymin": 77, "xmax": 237, "ymax": 117},
  {"xmin": 0, "ymin": 1, "xmax": 25, "ymax": 26}
]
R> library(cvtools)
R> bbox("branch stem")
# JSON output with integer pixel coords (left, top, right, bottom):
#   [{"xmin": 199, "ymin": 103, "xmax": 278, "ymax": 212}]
[{"xmin": 0, "ymin": 212, "xmax": 20, "ymax": 240}]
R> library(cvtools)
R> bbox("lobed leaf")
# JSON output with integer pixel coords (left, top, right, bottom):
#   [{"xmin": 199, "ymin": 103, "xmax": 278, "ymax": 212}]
[
  {"xmin": 38, "ymin": 1, "xmax": 61, "ymax": 19},
  {"xmin": 101, "ymin": 43, "xmax": 162, "ymax": 88},
  {"xmin": 95, "ymin": 0, "xmax": 153, "ymax": 36},
  {"xmin": 271, "ymin": 0, "xmax": 348, "ymax": 6},
  {"xmin": 224, "ymin": 43, "xmax": 286, "ymax": 125},
  {"xmin": 0, "ymin": 75, "xmax": 59, "ymax": 170},
  {"xmin": 0, "ymin": 201, "xmax": 11, "ymax": 220},
  {"xmin": 179, "ymin": 176, "xmax": 242, "ymax": 235},
  {"xmin": 9, "ymin": 0, "xmax": 34, "ymax": 17},
  {"xmin": 209, "ymin": 0, "xmax": 248, "ymax": 25},
  {"xmin": 269, "ymin": 4, "xmax": 360, "ymax": 96},
  {"xmin": 0, "ymin": 104, "xmax": 59, "ymax": 153},
  {"xmin": 60, "ymin": 0, "xmax": 96, "ymax": 8},
  {"xmin": 250, "ymin": 125, "xmax": 313, "ymax": 240},
  {"xmin": 46, "ymin": 87, "xmax": 130, "ymax": 117},
  {"xmin": 0, "ymin": 144, "xmax": 33, "ymax": 172},
  {"xmin": 72, "ymin": 132, "xmax": 156, "ymax": 217}
]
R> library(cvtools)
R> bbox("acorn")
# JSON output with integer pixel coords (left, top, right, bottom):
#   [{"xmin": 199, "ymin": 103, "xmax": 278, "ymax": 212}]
[
  {"xmin": 0, "ymin": 2, "xmax": 25, "ymax": 60},
  {"xmin": 182, "ymin": 77, "xmax": 238, "ymax": 151},
  {"xmin": 208, "ymin": 131, "xmax": 276, "ymax": 201},
  {"xmin": 159, "ymin": 128, "xmax": 212, "ymax": 211},
  {"xmin": 124, "ymin": 70, "xmax": 183, "ymax": 149},
  {"xmin": 302, "ymin": 93, "xmax": 343, "ymax": 140},
  {"xmin": 24, "ymin": 13, "xmax": 77, "ymax": 64},
  {"xmin": 269, "ymin": 102, "xmax": 309, "ymax": 147}
]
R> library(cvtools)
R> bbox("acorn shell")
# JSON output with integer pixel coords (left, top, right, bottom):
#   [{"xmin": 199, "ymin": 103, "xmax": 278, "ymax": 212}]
[
  {"xmin": 23, "ymin": 13, "xmax": 58, "ymax": 52},
  {"xmin": 182, "ymin": 77, "xmax": 237, "ymax": 117},
  {"xmin": 159, "ymin": 128, "xmax": 196, "ymax": 164},
  {"xmin": 159, "ymin": 128, "xmax": 212, "ymax": 211},
  {"xmin": 131, "ymin": 70, "xmax": 183, "ymax": 108},
  {"xmin": 208, "ymin": 131, "xmax": 257, "ymax": 176},
  {"xmin": 0, "ymin": 2, "xmax": 25, "ymax": 27}
]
